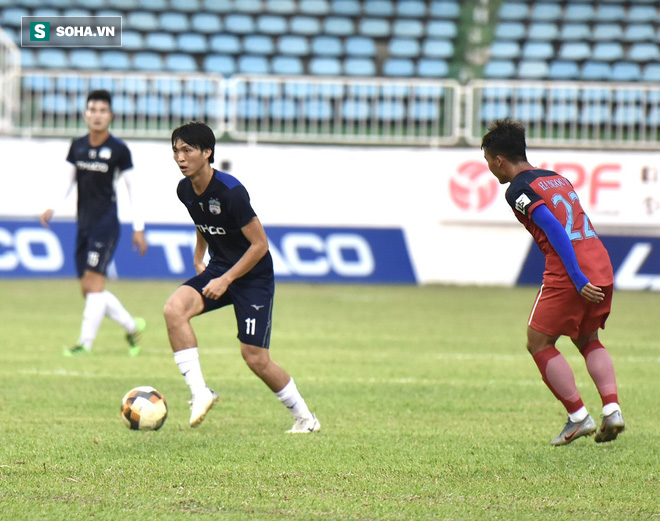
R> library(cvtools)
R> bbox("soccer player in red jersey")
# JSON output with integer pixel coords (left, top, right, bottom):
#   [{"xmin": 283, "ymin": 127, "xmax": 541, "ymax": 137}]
[{"xmin": 481, "ymin": 118, "xmax": 624, "ymax": 446}]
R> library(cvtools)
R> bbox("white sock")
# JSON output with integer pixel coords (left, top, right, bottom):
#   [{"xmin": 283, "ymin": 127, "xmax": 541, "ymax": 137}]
[
  {"xmin": 103, "ymin": 290, "xmax": 136, "ymax": 333},
  {"xmin": 78, "ymin": 292, "xmax": 106, "ymax": 349},
  {"xmin": 602, "ymin": 402, "xmax": 621, "ymax": 416},
  {"xmin": 569, "ymin": 406, "xmax": 589, "ymax": 423},
  {"xmin": 174, "ymin": 348, "xmax": 207, "ymax": 396},
  {"xmin": 275, "ymin": 378, "xmax": 312, "ymax": 419}
]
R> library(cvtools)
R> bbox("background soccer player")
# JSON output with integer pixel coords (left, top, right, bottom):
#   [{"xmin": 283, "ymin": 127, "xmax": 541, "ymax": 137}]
[
  {"xmin": 164, "ymin": 121, "xmax": 320, "ymax": 433},
  {"xmin": 481, "ymin": 118, "xmax": 624, "ymax": 446},
  {"xmin": 40, "ymin": 89, "xmax": 147, "ymax": 357}
]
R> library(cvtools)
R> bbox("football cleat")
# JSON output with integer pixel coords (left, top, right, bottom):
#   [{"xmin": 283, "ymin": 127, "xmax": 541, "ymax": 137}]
[
  {"xmin": 550, "ymin": 415, "xmax": 596, "ymax": 446},
  {"xmin": 286, "ymin": 414, "xmax": 321, "ymax": 434},
  {"xmin": 189, "ymin": 387, "xmax": 219, "ymax": 428},
  {"xmin": 126, "ymin": 317, "xmax": 146, "ymax": 357},
  {"xmin": 63, "ymin": 344, "xmax": 90, "ymax": 357},
  {"xmin": 595, "ymin": 410, "xmax": 625, "ymax": 443}
]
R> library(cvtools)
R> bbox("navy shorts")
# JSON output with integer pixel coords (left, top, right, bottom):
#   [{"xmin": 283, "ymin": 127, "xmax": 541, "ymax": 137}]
[
  {"xmin": 75, "ymin": 226, "xmax": 119, "ymax": 278},
  {"xmin": 183, "ymin": 268, "xmax": 274, "ymax": 348}
]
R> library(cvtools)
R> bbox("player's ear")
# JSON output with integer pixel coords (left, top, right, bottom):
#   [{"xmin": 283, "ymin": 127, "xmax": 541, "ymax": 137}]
[{"xmin": 203, "ymin": 148, "xmax": 212, "ymax": 160}]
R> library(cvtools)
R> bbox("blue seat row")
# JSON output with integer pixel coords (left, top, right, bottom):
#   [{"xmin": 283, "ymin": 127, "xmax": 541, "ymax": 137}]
[
  {"xmin": 498, "ymin": 2, "xmax": 659, "ymax": 23},
  {"xmin": 495, "ymin": 21, "xmax": 660, "ymax": 43},
  {"xmin": 490, "ymin": 41, "xmax": 660, "ymax": 63},
  {"xmin": 484, "ymin": 59, "xmax": 658, "ymax": 82}
]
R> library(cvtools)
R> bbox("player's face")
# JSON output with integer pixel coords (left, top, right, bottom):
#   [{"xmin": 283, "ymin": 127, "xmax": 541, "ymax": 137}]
[
  {"xmin": 84, "ymin": 100, "xmax": 113, "ymax": 132},
  {"xmin": 172, "ymin": 138, "xmax": 212, "ymax": 178},
  {"xmin": 484, "ymin": 150, "xmax": 507, "ymax": 184}
]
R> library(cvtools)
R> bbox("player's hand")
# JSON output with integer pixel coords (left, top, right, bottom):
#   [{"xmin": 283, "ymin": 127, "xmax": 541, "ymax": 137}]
[
  {"xmin": 202, "ymin": 277, "xmax": 229, "ymax": 300},
  {"xmin": 40, "ymin": 209, "xmax": 54, "ymax": 228},
  {"xmin": 132, "ymin": 230, "xmax": 147, "ymax": 256},
  {"xmin": 580, "ymin": 282, "xmax": 604, "ymax": 303}
]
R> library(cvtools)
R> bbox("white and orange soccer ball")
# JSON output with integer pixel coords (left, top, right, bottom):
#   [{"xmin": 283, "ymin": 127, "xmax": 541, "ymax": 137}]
[{"xmin": 120, "ymin": 386, "xmax": 168, "ymax": 431}]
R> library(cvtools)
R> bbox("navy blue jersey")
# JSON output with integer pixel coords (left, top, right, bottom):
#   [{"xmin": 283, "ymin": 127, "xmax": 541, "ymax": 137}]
[
  {"xmin": 177, "ymin": 170, "xmax": 273, "ymax": 280},
  {"xmin": 66, "ymin": 134, "xmax": 133, "ymax": 231}
]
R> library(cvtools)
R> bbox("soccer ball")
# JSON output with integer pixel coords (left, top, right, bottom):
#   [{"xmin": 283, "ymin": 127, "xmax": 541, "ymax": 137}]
[{"xmin": 120, "ymin": 386, "xmax": 168, "ymax": 431}]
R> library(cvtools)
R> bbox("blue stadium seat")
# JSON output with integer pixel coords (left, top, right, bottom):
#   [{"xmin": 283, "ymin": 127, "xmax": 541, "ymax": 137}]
[
  {"xmin": 170, "ymin": 96, "xmax": 199, "ymax": 118},
  {"xmin": 23, "ymin": 75, "xmax": 53, "ymax": 91},
  {"xmin": 344, "ymin": 57, "xmax": 376, "ymax": 76},
  {"xmin": 481, "ymin": 101, "xmax": 509, "ymax": 121},
  {"xmin": 191, "ymin": 13, "xmax": 222, "ymax": 33},
  {"xmin": 628, "ymin": 43, "xmax": 660, "ymax": 62},
  {"xmin": 224, "ymin": 14, "xmax": 256, "ymax": 34},
  {"xmin": 417, "ymin": 58, "xmax": 449, "ymax": 77},
  {"xmin": 120, "ymin": 77, "xmax": 148, "ymax": 94},
  {"xmin": 257, "ymin": 15, "xmax": 288, "ymax": 35},
  {"xmin": 238, "ymin": 55, "xmax": 270, "ymax": 74},
  {"xmin": 389, "ymin": 38, "xmax": 421, "ymax": 58},
  {"xmin": 628, "ymin": 5, "xmax": 657, "ymax": 23},
  {"xmin": 279, "ymin": 35, "xmax": 311, "ymax": 56},
  {"xmin": 494, "ymin": 22, "xmax": 526, "ymax": 41},
  {"xmin": 516, "ymin": 86, "xmax": 546, "ymax": 101},
  {"xmin": 359, "ymin": 18, "xmax": 391, "ymax": 38},
  {"xmin": 121, "ymin": 31, "xmax": 144, "ymax": 51},
  {"xmin": 152, "ymin": 78, "xmax": 182, "ymax": 95},
  {"xmin": 558, "ymin": 42, "xmax": 591, "ymax": 61},
  {"xmin": 300, "ymin": 0, "xmax": 330, "ymax": 15},
  {"xmin": 203, "ymin": 54, "xmax": 236, "ymax": 75},
  {"xmin": 202, "ymin": 0, "xmax": 232, "ymax": 12},
  {"xmin": 111, "ymin": 95, "xmax": 136, "ymax": 116},
  {"xmin": 127, "ymin": 11, "xmax": 159, "ymax": 31},
  {"xmin": 210, "ymin": 34, "xmax": 241, "ymax": 54},
  {"xmin": 518, "ymin": 60, "xmax": 549, "ymax": 79},
  {"xmin": 522, "ymin": 41, "xmax": 553, "ymax": 60},
  {"xmin": 41, "ymin": 94, "xmax": 69, "ymax": 115},
  {"xmin": 345, "ymin": 36, "xmax": 377, "ymax": 57},
  {"xmin": 580, "ymin": 61, "xmax": 612, "ymax": 81},
  {"xmin": 423, "ymin": 39, "xmax": 454, "ymax": 58},
  {"xmin": 595, "ymin": 4, "xmax": 625, "ymax": 22},
  {"xmin": 270, "ymin": 99, "xmax": 298, "ymax": 119},
  {"xmin": 430, "ymin": 1, "xmax": 460, "ymax": 19},
  {"xmin": 166, "ymin": 53, "xmax": 198, "ymax": 72},
  {"xmin": 623, "ymin": 24, "xmax": 656, "ymax": 42},
  {"xmin": 498, "ymin": 2, "xmax": 529, "ymax": 20},
  {"xmin": 271, "ymin": 55, "xmax": 303, "ymax": 75},
  {"xmin": 643, "ymin": 64, "xmax": 660, "ymax": 82},
  {"xmin": 483, "ymin": 60, "xmax": 516, "ymax": 79},
  {"xmin": 132, "ymin": 52, "xmax": 164, "ymax": 72},
  {"xmin": 364, "ymin": 1, "xmax": 394, "ymax": 17},
  {"xmin": 62, "ymin": 8, "xmax": 91, "ymax": 17},
  {"xmin": 383, "ymin": 58, "xmax": 415, "ymax": 77},
  {"xmin": 342, "ymin": 100, "xmax": 370, "ymax": 120},
  {"xmin": 37, "ymin": 49, "xmax": 68, "ymax": 69},
  {"xmin": 243, "ymin": 35, "xmax": 275, "ymax": 55},
  {"xmin": 564, "ymin": 4, "xmax": 595, "ymax": 22},
  {"xmin": 592, "ymin": 24, "xmax": 624, "ymax": 41},
  {"xmin": 410, "ymin": 100, "xmax": 439, "ymax": 121},
  {"xmin": 397, "ymin": 0, "xmax": 427, "ymax": 18},
  {"xmin": 266, "ymin": 0, "xmax": 297, "ymax": 14},
  {"xmin": 32, "ymin": 8, "xmax": 60, "ymax": 17},
  {"xmin": 88, "ymin": 77, "xmax": 116, "ymax": 92},
  {"xmin": 560, "ymin": 23, "xmax": 591, "ymax": 41},
  {"xmin": 304, "ymin": 99, "xmax": 333, "ymax": 120},
  {"xmin": 178, "ymin": 33, "xmax": 209, "ymax": 54},
  {"xmin": 613, "ymin": 105, "xmax": 644, "ymax": 126},
  {"xmin": 648, "ymin": 106, "xmax": 660, "ymax": 126},
  {"xmin": 490, "ymin": 41, "xmax": 521, "ymax": 60},
  {"xmin": 324, "ymin": 17, "xmax": 355, "ymax": 36},
  {"xmin": 1, "ymin": 7, "xmax": 28, "ymax": 26},
  {"xmin": 331, "ymin": 0, "xmax": 360, "ymax": 16},
  {"xmin": 290, "ymin": 16, "xmax": 322, "ymax": 35},
  {"xmin": 581, "ymin": 88, "xmax": 611, "ymax": 103},
  {"xmin": 377, "ymin": 100, "xmax": 406, "ymax": 120},
  {"xmin": 530, "ymin": 3, "xmax": 561, "ymax": 21},
  {"xmin": 138, "ymin": 0, "xmax": 167, "ymax": 10},
  {"xmin": 145, "ymin": 32, "xmax": 177, "ymax": 52},
  {"xmin": 611, "ymin": 62, "xmax": 641, "ymax": 82},
  {"xmin": 527, "ymin": 22, "xmax": 559, "ymax": 41},
  {"xmin": 137, "ymin": 96, "xmax": 167, "ymax": 118},
  {"xmin": 170, "ymin": 0, "xmax": 200, "ymax": 12},
  {"xmin": 393, "ymin": 19, "xmax": 424, "ymax": 38},
  {"xmin": 381, "ymin": 84, "xmax": 410, "ymax": 97},
  {"xmin": 159, "ymin": 12, "xmax": 190, "ymax": 32},
  {"xmin": 21, "ymin": 49, "xmax": 36, "ymax": 69},
  {"xmin": 311, "ymin": 35, "xmax": 341, "ymax": 56},
  {"xmin": 513, "ymin": 102, "xmax": 544, "ymax": 121},
  {"xmin": 548, "ymin": 60, "xmax": 580, "ymax": 80},
  {"xmin": 547, "ymin": 103, "xmax": 578, "ymax": 124},
  {"xmin": 348, "ymin": 84, "xmax": 379, "ymax": 97},
  {"xmin": 308, "ymin": 57, "xmax": 342, "ymax": 75},
  {"xmin": 184, "ymin": 78, "xmax": 217, "ymax": 96},
  {"xmin": 235, "ymin": 0, "xmax": 261, "ymax": 12},
  {"xmin": 55, "ymin": 76, "xmax": 86, "ymax": 92},
  {"xmin": 68, "ymin": 49, "xmax": 100, "ymax": 70},
  {"xmin": 427, "ymin": 20, "xmax": 457, "ymax": 39},
  {"xmin": 593, "ymin": 42, "xmax": 624, "ymax": 62}
]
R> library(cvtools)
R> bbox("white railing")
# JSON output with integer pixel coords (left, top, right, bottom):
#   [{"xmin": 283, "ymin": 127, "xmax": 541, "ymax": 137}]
[{"xmin": 0, "ymin": 27, "xmax": 20, "ymax": 135}]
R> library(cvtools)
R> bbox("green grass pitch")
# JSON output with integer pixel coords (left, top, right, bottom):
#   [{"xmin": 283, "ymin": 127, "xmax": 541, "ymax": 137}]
[{"xmin": 0, "ymin": 280, "xmax": 658, "ymax": 520}]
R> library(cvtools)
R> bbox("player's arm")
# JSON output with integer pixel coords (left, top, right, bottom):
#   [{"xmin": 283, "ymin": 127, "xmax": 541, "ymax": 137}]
[
  {"xmin": 193, "ymin": 229, "xmax": 208, "ymax": 275},
  {"xmin": 531, "ymin": 204, "xmax": 604, "ymax": 303},
  {"xmin": 122, "ymin": 168, "xmax": 147, "ymax": 256},
  {"xmin": 40, "ymin": 162, "xmax": 76, "ymax": 227},
  {"xmin": 202, "ymin": 216, "xmax": 269, "ymax": 300}
]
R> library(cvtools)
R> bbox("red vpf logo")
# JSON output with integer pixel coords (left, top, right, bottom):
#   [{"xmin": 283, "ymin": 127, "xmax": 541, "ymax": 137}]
[{"xmin": 449, "ymin": 161, "xmax": 499, "ymax": 212}]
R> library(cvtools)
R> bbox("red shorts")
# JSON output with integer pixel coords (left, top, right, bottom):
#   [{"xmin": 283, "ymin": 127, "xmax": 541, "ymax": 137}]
[{"xmin": 528, "ymin": 284, "xmax": 613, "ymax": 339}]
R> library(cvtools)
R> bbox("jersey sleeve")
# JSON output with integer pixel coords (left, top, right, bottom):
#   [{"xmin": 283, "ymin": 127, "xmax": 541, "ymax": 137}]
[
  {"xmin": 65, "ymin": 140, "xmax": 76, "ymax": 165},
  {"xmin": 227, "ymin": 186, "xmax": 257, "ymax": 229},
  {"xmin": 505, "ymin": 182, "xmax": 544, "ymax": 218},
  {"xmin": 117, "ymin": 143, "xmax": 134, "ymax": 172}
]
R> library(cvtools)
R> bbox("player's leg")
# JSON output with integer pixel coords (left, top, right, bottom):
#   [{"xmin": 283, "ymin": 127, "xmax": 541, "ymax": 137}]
[
  {"xmin": 164, "ymin": 278, "xmax": 221, "ymax": 427},
  {"xmin": 527, "ymin": 286, "xmax": 595, "ymax": 445}
]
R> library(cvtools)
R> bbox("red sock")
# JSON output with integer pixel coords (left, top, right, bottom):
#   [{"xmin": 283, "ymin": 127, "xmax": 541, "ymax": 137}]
[
  {"xmin": 581, "ymin": 340, "xmax": 619, "ymax": 406},
  {"xmin": 532, "ymin": 346, "xmax": 584, "ymax": 414}
]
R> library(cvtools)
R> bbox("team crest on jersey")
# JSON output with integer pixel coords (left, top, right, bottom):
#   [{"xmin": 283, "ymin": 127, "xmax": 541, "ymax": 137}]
[
  {"xmin": 208, "ymin": 198, "xmax": 221, "ymax": 215},
  {"xmin": 99, "ymin": 147, "xmax": 112, "ymax": 160},
  {"xmin": 515, "ymin": 193, "xmax": 532, "ymax": 214}
]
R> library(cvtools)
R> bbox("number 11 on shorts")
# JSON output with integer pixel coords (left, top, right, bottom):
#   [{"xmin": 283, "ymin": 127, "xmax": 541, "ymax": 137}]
[{"xmin": 245, "ymin": 318, "xmax": 256, "ymax": 335}]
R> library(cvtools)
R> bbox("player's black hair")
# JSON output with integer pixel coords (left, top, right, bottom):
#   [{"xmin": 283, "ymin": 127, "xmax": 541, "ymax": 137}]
[
  {"xmin": 171, "ymin": 121, "xmax": 216, "ymax": 164},
  {"xmin": 86, "ymin": 89, "xmax": 112, "ymax": 110},
  {"xmin": 481, "ymin": 118, "xmax": 528, "ymax": 163}
]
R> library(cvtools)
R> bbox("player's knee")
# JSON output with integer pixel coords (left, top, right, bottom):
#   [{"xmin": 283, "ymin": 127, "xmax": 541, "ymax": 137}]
[
  {"xmin": 241, "ymin": 345, "xmax": 269, "ymax": 374},
  {"xmin": 163, "ymin": 297, "xmax": 184, "ymax": 325}
]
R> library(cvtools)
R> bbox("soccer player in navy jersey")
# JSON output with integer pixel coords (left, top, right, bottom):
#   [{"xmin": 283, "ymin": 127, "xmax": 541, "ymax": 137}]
[
  {"xmin": 164, "ymin": 122, "xmax": 320, "ymax": 432},
  {"xmin": 40, "ymin": 90, "xmax": 147, "ymax": 357},
  {"xmin": 481, "ymin": 118, "xmax": 624, "ymax": 446}
]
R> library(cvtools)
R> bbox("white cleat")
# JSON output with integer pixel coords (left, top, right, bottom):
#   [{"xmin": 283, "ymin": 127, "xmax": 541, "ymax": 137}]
[
  {"xmin": 286, "ymin": 414, "xmax": 321, "ymax": 434},
  {"xmin": 189, "ymin": 387, "xmax": 219, "ymax": 428}
]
